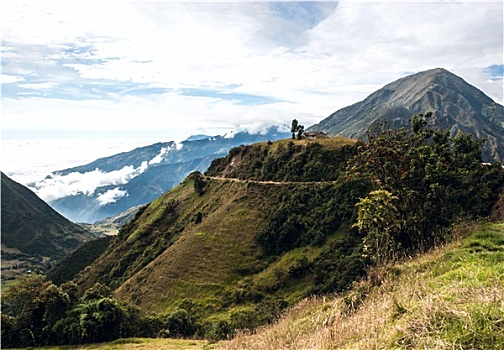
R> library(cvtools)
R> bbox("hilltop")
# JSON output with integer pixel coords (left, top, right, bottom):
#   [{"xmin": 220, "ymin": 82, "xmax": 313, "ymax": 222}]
[{"xmin": 73, "ymin": 137, "xmax": 368, "ymax": 320}]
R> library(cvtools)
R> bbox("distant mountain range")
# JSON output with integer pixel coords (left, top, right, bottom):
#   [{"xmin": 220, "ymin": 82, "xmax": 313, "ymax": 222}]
[
  {"xmin": 309, "ymin": 68, "xmax": 504, "ymax": 163},
  {"xmin": 35, "ymin": 68, "xmax": 504, "ymax": 224},
  {"xmin": 37, "ymin": 129, "xmax": 290, "ymax": 223},
  {"xmin": 1, "ymin": 172, "xmax": 93, "ymax": 276}
]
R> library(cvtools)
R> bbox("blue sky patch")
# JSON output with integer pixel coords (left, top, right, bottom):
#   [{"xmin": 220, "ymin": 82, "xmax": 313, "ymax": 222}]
[
  {"xmin": 1, "ymin": 41, "xmax": 173, "ymax": 100},
  {"xmin": 181, "ymin": 88, "xmax": 283, "ymax": 105},
  {"xmin": 269, "ymin": 2, "xmax": 338, "ymax": 30},
  {"xmin": 484, "ymin": 64, "xmax": 504, "ymax": 80}
]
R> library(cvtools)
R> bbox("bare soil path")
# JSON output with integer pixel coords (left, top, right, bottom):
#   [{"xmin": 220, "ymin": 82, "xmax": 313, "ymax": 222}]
[{"xmin": 205, "ymin": 176, "xmax": 338, "ymax": 186}]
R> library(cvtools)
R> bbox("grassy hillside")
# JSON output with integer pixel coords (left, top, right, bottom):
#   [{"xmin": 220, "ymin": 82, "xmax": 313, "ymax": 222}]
[
  {"xmin": 4, "ymin": 119, "xmax": 504, "ymax": 348},
  {"xmin": 72, "ymin": 138, "xmax": 367, "ymax": 327},
  {"xmin": 214, "ymin": 221, "xmax": 504, "ymax": 349},
  {"xmin": 21, "ymin": 221, "xmax": 502, "ymax": 350},
  {"xmin": 47, "ymin": 236, "xmax": 114, "ymax": 285},
  {"xmin": 65, "ymin": 127, "xmax": 501, "ymax": 322},
  {"xmin": 35, "ymin": 125, "xmax": 501, "ymax": 346}
]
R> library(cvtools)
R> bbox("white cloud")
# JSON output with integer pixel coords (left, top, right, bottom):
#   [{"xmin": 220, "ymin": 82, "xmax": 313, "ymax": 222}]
[
  {"xmin": 31, "ymin": 164, "xmax": 146, "ymax": 202},
  {"xmin": 3, "ymin": 1, "xmax": 502, "ymax": 118},
  {"xmin": 97, "ymin": 187, "xmax": 128, "ymax": 206},
  {"xmin": 223, "ymin": 131, "xmax": 236, "ymax": 139},
  {"xmin": 148, "ymin": 147, "xmax": 169, "ymax": 165},
  {"xmin": 0, "ymin": 74, "xmax": 25, "ymax": 84},
  {"xmin": 18, "ymin": 82, "xmax": 59, "ymax": 90},
  {"xmin": 26, "ymin": 137, "xmax": 183, "ymax": 202},
  {"xmin": 1, "ymin": 0, "xmax": 503, "ymax": 189}
]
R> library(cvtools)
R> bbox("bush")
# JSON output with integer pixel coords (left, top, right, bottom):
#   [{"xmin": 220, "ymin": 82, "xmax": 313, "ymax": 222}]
[
  {"xmin": 205, "ymin": 320, "xmax": 234, "ymax": 342},
  {"xmin": 160, "ymin": 299, "xmax": 203, "ymax": 338},
  {"xmin": 347, "ymin": 114, "xmax": 504, "ymax": 255},
  {"xmin": 1, "ymin": 277, "xmax": 140, "ymax": 347},
  {"xmin": 257, "ymin": 179, "xmax": 370, "ymax": 256}
]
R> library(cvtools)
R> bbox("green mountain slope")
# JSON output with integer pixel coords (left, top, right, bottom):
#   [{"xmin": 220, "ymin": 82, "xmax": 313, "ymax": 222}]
[
  {"xmin": 74, "ymin": 138, "xmax": 368, "ymax": 322},
  {"xmin": 215, "ymin": 221, "xmax": 504, "ymax": 349},
  {"xmin": 47, "ymin": 235, "xmax": 114, "ymax": 285},
  {"xmin": 1, "ymin": 172, "xmax": 93, "ymax": 275},
  {"xmin": 5, "ymin": 123, "xmax": 503, "ymax": 347}
]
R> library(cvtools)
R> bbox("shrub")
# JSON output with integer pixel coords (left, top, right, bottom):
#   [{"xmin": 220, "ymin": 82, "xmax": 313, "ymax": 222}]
[{"xmin": 347, "ymin": 113, "xmax": 504, "ymax": 255}]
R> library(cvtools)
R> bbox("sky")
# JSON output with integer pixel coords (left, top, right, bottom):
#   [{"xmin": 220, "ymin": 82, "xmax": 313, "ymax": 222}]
[{"xmin": 2, "ymin": 0, "xmax": 504, "ymax": 186}]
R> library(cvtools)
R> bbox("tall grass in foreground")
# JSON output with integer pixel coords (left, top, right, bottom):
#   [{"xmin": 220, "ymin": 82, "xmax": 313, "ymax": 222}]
[{"xmin": 215, "ymin": 222, "xmax": 504, "ymax": 350}]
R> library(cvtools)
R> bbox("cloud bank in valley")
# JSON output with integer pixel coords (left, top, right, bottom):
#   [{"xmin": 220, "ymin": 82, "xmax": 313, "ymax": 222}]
[
  {"xmin": 30, "ymin": 143, "xmax": 178, "ymax": 204},
  {"xmin": 32, "ymin": 165, "xmax": 144, "ymax": 203}
]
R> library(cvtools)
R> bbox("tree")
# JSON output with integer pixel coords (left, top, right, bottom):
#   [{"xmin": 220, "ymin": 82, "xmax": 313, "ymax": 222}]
[
  {"xmin": 291, "ymin": 119, "xmax": 299, "ymax": 139},
  {"xmin": 55, "ymin": 297, "xmax": 132, "ymax": 344},
  {"xmin": 347, "ymin": 113, "xmax": 504, "ymax": 254},
  {"xmin": 296, "ymin": 124, "xmax": 305, "ymax": 140},
  {"xmin": 162, "ymin": 300, "xmax": 202, "ymax": 338},
  {"xmin": 189, "ymin": 171, "xmax": 206, "ymax": 195},
  {"xmin": 291, "ymin": 119, "xmax": 305, "ymax": 140},
  {"xmin": 1, "ymin": 277, "xmax": 140, "ymax": 347},
  {"xmin": 353, "ymin": 190, "xmax": 400, "ymax": 265},
  {"xmin": 1, "ymin": 275, "xmax": 78, "ymax": 347}
]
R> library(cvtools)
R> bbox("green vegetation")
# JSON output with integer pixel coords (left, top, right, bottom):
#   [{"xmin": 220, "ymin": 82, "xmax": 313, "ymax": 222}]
[
  {"xmin": 190, "ymin": 171, "xmax": 207, "ymax": 196},
  {"xmin": 1, "ymin": 279, "xmax": 18, "ymax": 294},
  {"xmin": 257, "ymin": 180, "xmax": 370, "ymax": 256},
  {"xmin": 1, "ymin": 277, "xmax": 133, "ymax": 347},
  {"xmin": 1, "ymin": 172, "xmax": 93, "ymax": 277},
  {"xmin": 348, "ymin": 113, "xmax": 503, "ymax": 258},
  {"xmin": 47, "ymin": 236, "xmax": 114, "ymax": 285},
  {"xmin": 353, "ymin": 190, "xmax": 400, "ymax": 264},
  {"xmin": 215, "ymin": 222, "xmax": 504, "ymax": 349},
  {"xmin": 2, "ymin": 115, "xmax": 503, "ymax": 348},
  {"xmin": 205, "ymin": 136, "xmax": 356, "ymax": 182}
]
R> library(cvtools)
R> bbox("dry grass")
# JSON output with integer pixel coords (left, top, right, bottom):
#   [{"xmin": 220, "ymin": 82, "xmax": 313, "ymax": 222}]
[
  {"xmin": 115, "ymin": 179, "xmax": 266, "ymax": 314},
  {"xmin": 214, "ymin": 222, "xmax": 504, "ymax": 350},
  {"xmin": 25, "ymin": 338, "xmax": 207, "ymax": 350},
  {"xmin": 270, "ymin": 136, "xmax": 356, "ymax": 150}
]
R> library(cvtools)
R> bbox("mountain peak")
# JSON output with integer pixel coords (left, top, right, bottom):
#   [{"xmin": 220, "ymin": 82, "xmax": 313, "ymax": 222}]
[{"xmin": 309, "ymin": 68, "xmax": 504, "ymax": 162}]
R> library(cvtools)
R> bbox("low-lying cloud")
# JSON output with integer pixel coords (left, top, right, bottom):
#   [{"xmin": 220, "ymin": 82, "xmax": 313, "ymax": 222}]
[
  {"xmin": 148, "ymin": 142, "xmax": 182, "ymax": 165},
  {"xmin": 31, "ymin": 163, "xmax": 147, "ymax": 203},
  {"xmin": 97, "ymin": 187, "xmax": 128, "ymax": 206}
]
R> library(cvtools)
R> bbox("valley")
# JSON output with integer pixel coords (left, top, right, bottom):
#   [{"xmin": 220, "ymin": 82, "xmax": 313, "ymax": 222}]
[
  {"xmin": 2, "ymin": 68, "xmax": 504, "ymax": 349},
  {"xmin": 1, "ymin": 172, "xmax": 98, "ymax": 280}
]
